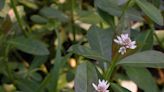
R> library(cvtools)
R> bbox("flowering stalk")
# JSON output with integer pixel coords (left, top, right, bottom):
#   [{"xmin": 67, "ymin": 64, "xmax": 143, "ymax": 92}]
[
  {"xmin": 104, "ymin": 0, "xmax": 132, "ymax": 81},
  {"xmin": 105, "ymin": 33, "xmax": 137, "ymax": 81},
  {"xmin": 105, "ymin": 52, "xmax": 119, "ymax": 81}
]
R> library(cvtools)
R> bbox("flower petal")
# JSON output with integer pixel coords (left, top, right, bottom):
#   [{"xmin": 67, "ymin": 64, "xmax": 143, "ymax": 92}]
[
  {"xmin": 131, "ymin": 41, "xmax": 136, "ymax": 45},
  {"xmin": 105, "ymin": 90, "xmax": 109, "ymax": 92},
  {"xmin": 117, "ymin": 36, "xmax": 122, "ymax": 41},
  {"xmin": 130, "ymin": 45, "xmax": 137, "ymax": 49},
  {"xmin": 124, "ymin": 34, "xmax": 129, "ymax": 38},
  {"xmin": 114, "ymin": 39, "xmax": 119, "ymax": 44},
  {"xmin": 92, "ymin": 83, "xmax": 98, "ymax": 90},
  {"xmin": 99, "ymin": 79, "xmax": 101, "ymax": 84}
]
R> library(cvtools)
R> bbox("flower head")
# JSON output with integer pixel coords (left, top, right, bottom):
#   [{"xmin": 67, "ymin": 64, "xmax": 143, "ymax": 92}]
[
  {"xmin": 92, "ymin": 79, "xmax": 110, "ymax": 92},
  {"xmin": 118, "ymin": 47, "xmax": 126, "ymax": 55},
  {"xmin": 114, "ymin": 33, "xmax": 137, "ymax": 55}
]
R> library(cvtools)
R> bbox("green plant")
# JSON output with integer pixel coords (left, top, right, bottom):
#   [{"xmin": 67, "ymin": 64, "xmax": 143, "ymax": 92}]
[{"xmin": 0, "ymin": 0, "xmax": 163, "ymax": 92}]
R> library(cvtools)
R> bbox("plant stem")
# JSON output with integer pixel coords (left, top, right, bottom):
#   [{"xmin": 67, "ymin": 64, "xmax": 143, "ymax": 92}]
[
  {"xmin": 149, "ymin": 24, "xmax": 164, "ymax": 48},
  {"xmin": 116, "ymin": 0, "xmax": 132, "ymax": 32},
  {"xmin": 154, "ymin": 33, "xmax": 163, "ymax": 48},
  {"xmin": 10, "ymin": 0, "xmax": 28, "ymax": 37},
  {"xmin": 71, "ymin": 0, "xmax": 76, "ymax": 42},
  {"xmin": 105, "ymin": 0, "xmax": 132, "ymax": 81},
  {"xmin": 4, "ymin": 45, "xmax": 14, "ymax": 81},
  {"xmin": 105, "ymin": 61, "xmax": 116, "ymax": 80},
  {"xmin": 120, "ymin": 0, "xmax": 132, "ymax": 18},
  {"xmin": 105, "ymin": 52, "xmax": 119, "ymax": 81}
]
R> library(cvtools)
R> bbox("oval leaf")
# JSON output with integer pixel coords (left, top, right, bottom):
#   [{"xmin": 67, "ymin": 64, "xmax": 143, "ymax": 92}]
[
  {"xmin": 68, "ymin": 44, "xmax": 109, "ymax": 62},
  {"xmin": 9, "ymin": 37, "xmax": 49, "ymax": 55},
  {"xmin": 30, "ymin": 15, "xmax": 48, "ymax": 24},
  {"xmin": 111, "ymin": 83, "xmax": 130, "ymax": 92},
  {"xmin": 117, "ymin": 50, "xmax": 164, "ymax": 68},
  {"xmin": 29, "ymin": 56, "xmax": 48, "ymax": 70},
  {"xmin": 40, "ymin": 7, "xmax": 69, "ymax": 22},
  {"xmin": 135, "ymin": 0, "xmax": 163, "ymax": 25},
  {"xmin": 75, "ymin": 62, "xmax": 98, "ymax": 92},
  {"xmin": 87, "ymin": 26, "xmax": 113, "ymax": 61},
  {"xmin": 136, "ymin": 30, "xmax": 153, "ymax": 51},
  {"xmin": 124, "ymin": 66, "xmax": 159, "ymax": 92},
  {"xmin": 95, "ymin": 0, "xmax": 143, "ymax": 21},
  {"xmin": 15, "ymin": 79, "xmax": 39, "ymax": 92}
]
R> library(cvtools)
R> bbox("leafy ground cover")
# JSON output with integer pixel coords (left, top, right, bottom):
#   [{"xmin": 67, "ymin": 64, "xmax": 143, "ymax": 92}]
[{"xmin": 0, "ymin": 0, "xmax": 164, "ymax": 92}]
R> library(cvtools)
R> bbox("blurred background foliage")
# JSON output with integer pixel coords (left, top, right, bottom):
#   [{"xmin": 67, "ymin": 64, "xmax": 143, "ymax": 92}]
[{"xmin": 0, "ymin": 0, "xmax": 163, "ymax": 92}]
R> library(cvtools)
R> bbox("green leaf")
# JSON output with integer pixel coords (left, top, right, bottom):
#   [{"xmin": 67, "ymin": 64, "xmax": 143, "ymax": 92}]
[
  {"xmin": 36, "ymin": 54, "xmax": 71, "ymax": 92},
  {"xmin": 30, "ymin": 72, "xmax": 42, "ymax": 82},
  {"xmin": 15, "ymin": 79, "xmax": 39, "ymax": 92},
  {"xmin": 135, "ymin": 0, "xmax": 163, "ymax": 25},
  {"xmin": 124, "ymin": 67, "xmax": 159, "ymax": 92},
  {"xmin": 148, "ymin": 0, "xmax": 160, "ymax": 8},
  {"xmin": 47, "ymin": 30, "xmax": 63, "ymax": 92},
  {"xmin": 94, "ymin": 0, "xmax": 120, "ymax": 16},
  {"xmin": 117, "ymin": 50, "xmax": 164, "ymax": 68},
  {"xmin": 68, "ymin": 44, "xmax": 109, "ymax": 62},
  {"xmin": 30, "ymin": 15, "xmax": 48, "ymax": 24},
  {"xmin": 36, "ymin": 30, "xmax": 71, "ymax": 92},
  {"xmin": 95, "ymin": 0, "xmax": 143, "ymax": 21},
  {"xmin": 29, "ymin": 55, "xmax": 48, "ymax": 70},
  {"xmin": 77, "ymin": 10, "xmax": 103, "ymax": 24},
  {"xmin": 87, "ymin": 26, "xmax": 113, "ymax": 60},
  {"xmin": 66, "ymin": 70, "xmax": 75, "ymax": 82},
  {"xmin": 154, "ymin": 31, "xmax": 164, "ymax": 48},
  {"xmin": 111, "ymin": 83, "xmax": 130, "ymax": 92},
  {"xmin": 97, "ymin": 8, "xmax": 115, "ymax": 28},
  {"xmin": 126, "ymin": 8, "xmax": 143, "ymax": 21},
  {"xmin": 40, "ymin": 7, "xmax": 69, "ymax": 22},
  {"xmin": 136, "ymin": 30, "xmax": 153, "ymax": 51},
  {"xmin": 8, "ymin": 37, "xmax": 49, "ymax": 55},
  {"xmin": 18, "ymin": 0, "xmax": 38, "ymax": 9},
  {"xmin": 0, "ymin": 0, "xmax": 5, "ymax": 10},
  {"xmin": 75, "ymin": 62, "xmax": 98, "ymax": 92}
]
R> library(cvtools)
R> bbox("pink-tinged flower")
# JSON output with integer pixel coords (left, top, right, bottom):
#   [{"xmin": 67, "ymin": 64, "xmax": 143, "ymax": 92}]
[
  {"xmin": 119, "ymin": 47, "xmax": 126, "ymax": 55},
  {"xmin": 92, "ymin": 79, "xmax": 110, "ymax": 92},
  {"xmin": 114, "ymin": 33, "xmax": 137, "ymax": 55},
  {"xmin": 8, "ymin": 9, "xmax": 16, "ymax": 22}
]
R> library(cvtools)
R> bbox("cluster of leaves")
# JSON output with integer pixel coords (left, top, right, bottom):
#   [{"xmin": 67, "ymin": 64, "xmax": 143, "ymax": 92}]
[{"xmin": 0, "ymin": 0, "xmax": 163, "ymax": 92}]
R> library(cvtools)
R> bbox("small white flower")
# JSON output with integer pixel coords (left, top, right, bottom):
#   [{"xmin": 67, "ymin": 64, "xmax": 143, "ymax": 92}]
[
  {"xmin": 114, "ymin": 33, "xmax": 137, "ymax": 55},
  {"xmin": 92, "ymin": 79, "xmax": 110, "ymax": 92},
  {"xmin": 118, "ymin": 47, "xmax": 126, "ymax": 55}
]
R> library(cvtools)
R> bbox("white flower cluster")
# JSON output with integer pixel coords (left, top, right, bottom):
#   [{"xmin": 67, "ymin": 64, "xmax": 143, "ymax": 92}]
[
  {"xmin": 114, "ymin": 33, "xmax": 137, "ymax": 55},
  {"xmin": 92, "ymin": 79, "xmax": 110, "ymax": 92}
]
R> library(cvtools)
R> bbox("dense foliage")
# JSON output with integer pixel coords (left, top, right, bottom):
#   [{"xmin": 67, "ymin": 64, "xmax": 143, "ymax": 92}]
[{"xmin": 0, "ymin": 0, "xmax": 164, "ymax": 92}]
